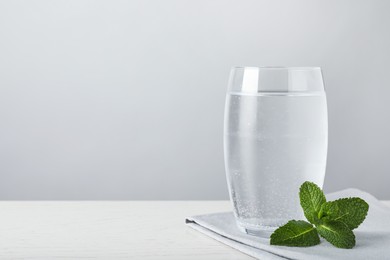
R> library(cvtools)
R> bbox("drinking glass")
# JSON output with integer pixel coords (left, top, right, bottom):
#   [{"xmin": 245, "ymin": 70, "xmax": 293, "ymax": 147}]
[{"xmin": 224, "ymin": 67, "xmax": 328, "ymax": 234}]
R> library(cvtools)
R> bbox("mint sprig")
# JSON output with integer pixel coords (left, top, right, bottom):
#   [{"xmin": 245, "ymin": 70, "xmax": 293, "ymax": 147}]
[{"xmin": 270, "ymin": 181, "xmax": 369, "ymax": 249}]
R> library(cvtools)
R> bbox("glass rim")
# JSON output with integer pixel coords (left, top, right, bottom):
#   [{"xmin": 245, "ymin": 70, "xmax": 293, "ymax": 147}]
[
  {"xmin": 231, "ymin": 66, "xmax": 321, "ymax": 71},
  {"xmin": 228, "ymin": 66, "xmax": 324, "ymax": 93}
]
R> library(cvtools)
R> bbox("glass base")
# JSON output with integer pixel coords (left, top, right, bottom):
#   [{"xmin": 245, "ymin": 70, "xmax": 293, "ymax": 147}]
[
  {"xmin": 235, "ymin": 219, "xmax": 282, "ymax": 237},
  {"xmin": 238, "ymin": 226, "xmax": 275, "ymax": 237}
]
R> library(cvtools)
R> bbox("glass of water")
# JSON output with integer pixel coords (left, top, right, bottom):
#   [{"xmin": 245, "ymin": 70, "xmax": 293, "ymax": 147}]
[{"xmin": 224, "ymin": 67, "xmax": 328, "ymax": 234}]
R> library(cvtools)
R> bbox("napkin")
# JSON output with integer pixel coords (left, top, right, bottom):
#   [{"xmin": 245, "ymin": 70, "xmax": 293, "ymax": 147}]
[{"xmin": 186, "ymin": 189, "xmax": 390, "ymax": 259}]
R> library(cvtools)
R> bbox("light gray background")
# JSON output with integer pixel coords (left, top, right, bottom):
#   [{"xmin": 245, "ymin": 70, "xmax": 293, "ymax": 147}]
[{"xmin": 0, "ymin": 0, "xmax": 389, "ymax": 200}]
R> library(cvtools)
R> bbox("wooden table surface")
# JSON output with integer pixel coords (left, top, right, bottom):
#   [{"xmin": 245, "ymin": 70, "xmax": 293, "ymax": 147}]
[{"xmin": 0, "ymin": 201, "xmax": 388, "ymax": 259}]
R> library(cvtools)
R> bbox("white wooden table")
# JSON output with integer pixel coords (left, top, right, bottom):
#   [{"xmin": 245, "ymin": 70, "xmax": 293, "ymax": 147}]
[{"xmin": 0, "ymin": 201, "xmax": 388, "ymax": 259}]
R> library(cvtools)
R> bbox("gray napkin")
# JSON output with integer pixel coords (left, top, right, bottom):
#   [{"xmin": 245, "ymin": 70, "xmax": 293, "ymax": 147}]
[{"xmin": 186, "ymin": 189, "xmax": 390, "ymax": 259}]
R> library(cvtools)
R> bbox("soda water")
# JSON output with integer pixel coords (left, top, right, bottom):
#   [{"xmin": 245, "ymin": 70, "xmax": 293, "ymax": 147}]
[{"xmin": 224, "ymin": 91, "xmax": 328, "ymax": 231}]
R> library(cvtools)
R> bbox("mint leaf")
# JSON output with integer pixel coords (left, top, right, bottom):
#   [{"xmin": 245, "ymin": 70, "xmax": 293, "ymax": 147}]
[
  {"xmin": 317, "ymin": 220, "xmax": 356, "ymax": 249},
  {"xmin": 319, "ymin": 200, "xmax": 339, "ymax": 220},
  {"xmin": 270, "ymin": 220, "xmax": 320, "ymax": 247},
  {"xmin": 299, "ymin": 181, "xmax": 326, "ymax": 224},
  {"xmin": 320, "ymin": 198, "xmax": 369, "ymax": 230}
]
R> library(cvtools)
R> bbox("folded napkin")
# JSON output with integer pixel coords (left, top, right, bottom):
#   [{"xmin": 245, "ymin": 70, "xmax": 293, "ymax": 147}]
[{"xmin": 186, "ymin": 189, "xmax": 390, "ymax": 259}]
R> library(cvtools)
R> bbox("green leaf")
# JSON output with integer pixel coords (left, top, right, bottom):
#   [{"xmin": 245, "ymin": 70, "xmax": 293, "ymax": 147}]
[
  {"xmin": 299, "ymin": 181, "xmax": 326, "ymax": 224},
  {"xmin": 317, "ymin": 220, "xmax": 355, "ymax": 249},
  {"xmin": 319, "ymin": 198, "xmax": 369, "ymax": 230},
  {"xmin": 270, "ymin": 220, "xmax": 320, "ymax": 247},
  {"xmin": 319, "ymin": 201, "xmax": 339, "ymax": 220}
]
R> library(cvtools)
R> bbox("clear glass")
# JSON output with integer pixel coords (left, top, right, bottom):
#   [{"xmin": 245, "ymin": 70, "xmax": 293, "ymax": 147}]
[{"xmin": 224, "ymin": 67, "xmax": 328, "ymax": 235}]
